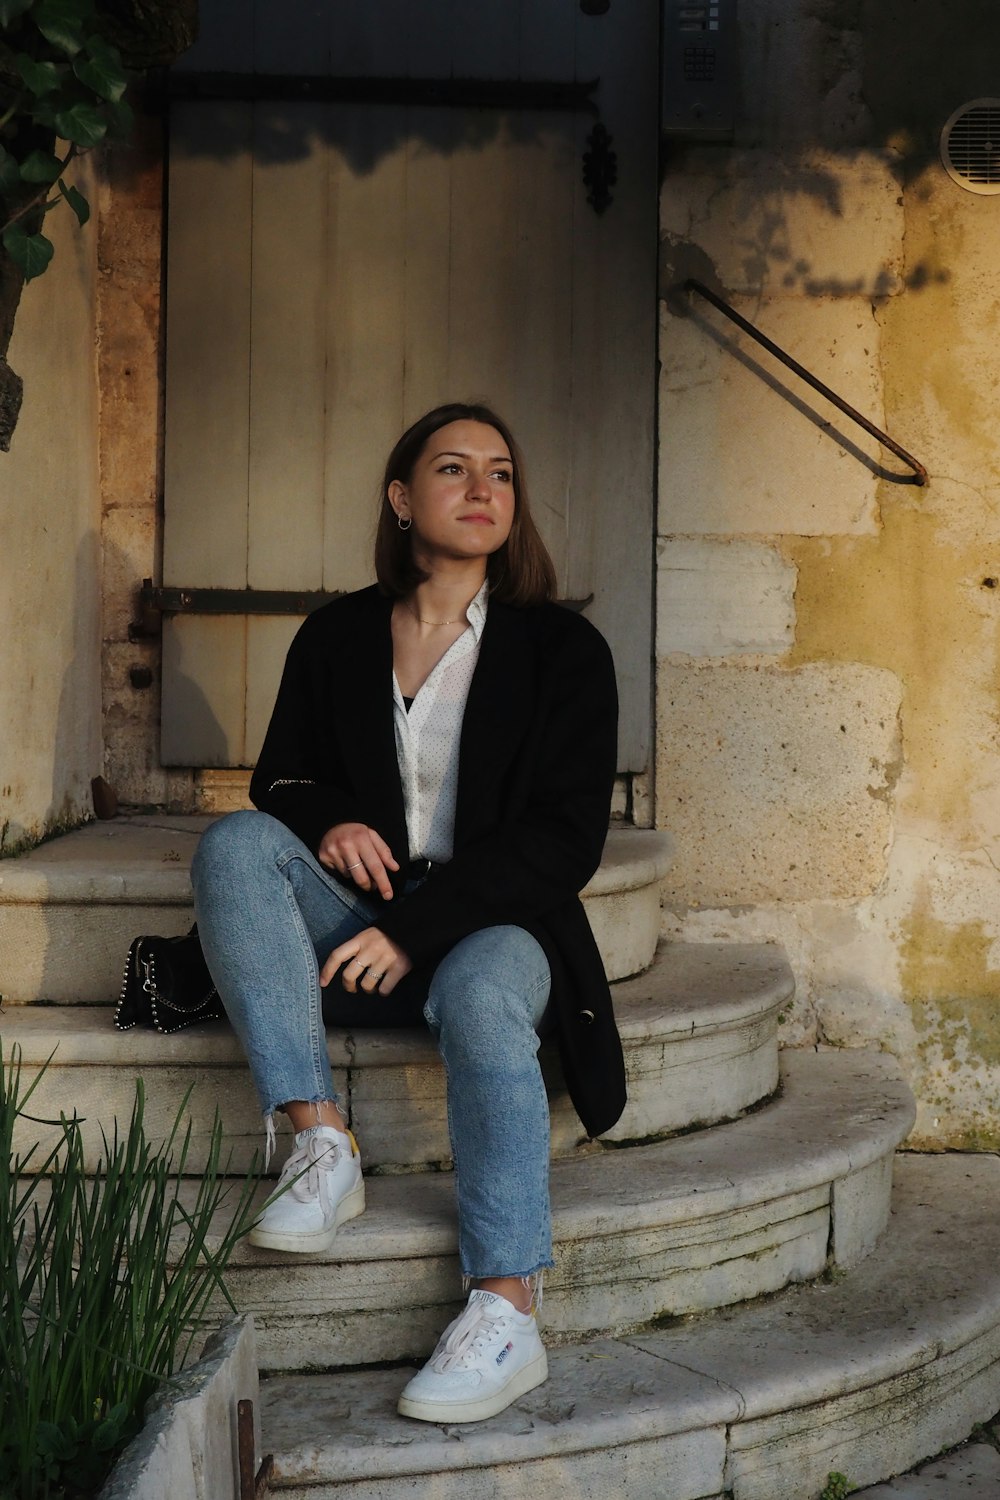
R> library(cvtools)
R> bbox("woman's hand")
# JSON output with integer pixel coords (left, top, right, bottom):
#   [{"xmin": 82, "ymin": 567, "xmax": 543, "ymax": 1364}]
[
  {"xmin": 318, "ymin": 822, "xmax": 399, "ymax": 900},
  {"xmin": 320, "ymin": 927, "xmax": 413, "ymax": 995}
]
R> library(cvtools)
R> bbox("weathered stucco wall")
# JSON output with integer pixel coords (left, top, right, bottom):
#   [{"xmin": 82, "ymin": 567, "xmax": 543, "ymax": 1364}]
[
  {"xmin": 658, "ymin": 0, "xmax": 1000, "ymax": 1147},
  {"xmin": 98, "ymin": 111, "xmax": 195, "ymax": 813},
  {"xmin": 0, "ymin": 161, "xmax": 101, "ymax": 855}
]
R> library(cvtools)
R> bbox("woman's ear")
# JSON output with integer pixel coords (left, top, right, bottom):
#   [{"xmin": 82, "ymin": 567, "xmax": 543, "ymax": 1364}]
[{"xmin": 387, "ymin": 479, "xmax": 409, "ymax": 521}]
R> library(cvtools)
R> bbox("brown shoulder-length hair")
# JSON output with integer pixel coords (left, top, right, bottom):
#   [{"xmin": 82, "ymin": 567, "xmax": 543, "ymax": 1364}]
[{"xmin": 374, "ymin": 401, "xmax": 557, "ymax": 607}]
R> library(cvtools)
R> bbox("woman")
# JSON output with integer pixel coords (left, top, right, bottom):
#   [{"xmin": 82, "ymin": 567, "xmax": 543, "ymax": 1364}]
[{"xmin": 192, "ymin": 401, "xmax": 625, "ymax": 1424}]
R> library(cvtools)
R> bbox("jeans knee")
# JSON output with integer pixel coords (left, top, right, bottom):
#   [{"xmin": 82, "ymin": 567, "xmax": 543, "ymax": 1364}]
[
  {"xmin": 425, "ymin": 927, "xmax": 550, "ymax": 1057},
  {"xmin": 192, "ymin": 809, "xmax": 282, "ymax": 892}
]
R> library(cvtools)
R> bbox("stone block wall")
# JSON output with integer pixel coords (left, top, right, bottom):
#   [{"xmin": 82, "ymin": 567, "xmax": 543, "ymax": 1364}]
[{"xmin": 657, "ymin": 0, "xmax": 1000, "ymax": 1147}]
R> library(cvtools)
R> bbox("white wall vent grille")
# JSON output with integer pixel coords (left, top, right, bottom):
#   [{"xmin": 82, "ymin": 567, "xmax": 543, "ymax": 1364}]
[{"xmin": 941, "ymin": 99, "xmax": 1000, "ymax": 195}]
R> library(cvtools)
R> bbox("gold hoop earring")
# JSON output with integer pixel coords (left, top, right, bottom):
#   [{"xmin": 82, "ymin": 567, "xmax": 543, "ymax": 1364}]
[{"xmin": 397, "ymin": 515, "xmax": 412, "ymax": 532}]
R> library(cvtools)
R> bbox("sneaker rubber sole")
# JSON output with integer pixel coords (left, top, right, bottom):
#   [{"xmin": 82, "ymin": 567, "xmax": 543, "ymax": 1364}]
[
  {"xmin": 396, "ymin": 1347, "xmax": 548, "ymax": 1424},
  {"xmin": 247, "ymin": 1177, "xmax": 365, "ymax": 1254}
]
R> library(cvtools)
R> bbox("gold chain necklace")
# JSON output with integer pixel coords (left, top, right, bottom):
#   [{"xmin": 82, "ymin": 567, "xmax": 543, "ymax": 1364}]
[{"xmin": 407, "ymin": 601, "xmax": 465, "ymax": 627}]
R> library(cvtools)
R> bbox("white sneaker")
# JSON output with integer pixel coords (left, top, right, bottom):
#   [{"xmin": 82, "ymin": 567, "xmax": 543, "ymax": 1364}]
[
  {"xmin": 397, "ymin": 1289, "xmax": 548, "ymax": 1423},
  {"xmin": 248, "ymin": 1124, "xmax": 364, "ymax": 1253}
]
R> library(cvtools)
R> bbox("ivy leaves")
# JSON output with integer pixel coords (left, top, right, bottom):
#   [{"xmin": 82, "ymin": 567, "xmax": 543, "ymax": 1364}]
[
  {"xmin": 0, "ymin": 0, "xmax": 34, "ymax": 25},
  {"xmin": 0, "ymin": 0, "xmax": 132, "ymax": 279},
  {"xmin": 1, "ymin": 218, "xmax": 52, "ymax": 274},
  {"xmin": 74, "ymin": 32, "xmax": 126, "ymax": 100}
]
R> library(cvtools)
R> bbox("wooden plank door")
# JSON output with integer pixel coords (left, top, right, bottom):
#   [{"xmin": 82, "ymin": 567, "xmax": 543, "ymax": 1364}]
[{"xmin": 161, "ymin": 0, "xmax": 657, "ymax": 772}]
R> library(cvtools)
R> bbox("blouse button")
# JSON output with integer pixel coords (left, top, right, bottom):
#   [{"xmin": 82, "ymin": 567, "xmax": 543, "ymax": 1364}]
[{"xmin": 578, "ymin": 1009, "xmax": 596, "ymax": 1025}]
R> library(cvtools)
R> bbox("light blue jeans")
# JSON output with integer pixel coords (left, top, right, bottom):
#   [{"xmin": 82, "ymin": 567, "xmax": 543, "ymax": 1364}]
[{"xmin": 191, "ymin": 810, "xmax": 553, "ymax": 1279}]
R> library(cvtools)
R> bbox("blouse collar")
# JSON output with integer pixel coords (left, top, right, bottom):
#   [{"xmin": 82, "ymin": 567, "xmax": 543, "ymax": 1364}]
[{"xmin": 466, "ymin": 578, "xmax": 490, "ymax": 641}]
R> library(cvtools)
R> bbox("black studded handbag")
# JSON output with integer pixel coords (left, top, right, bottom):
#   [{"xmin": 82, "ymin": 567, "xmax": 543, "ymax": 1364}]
[{"xmin": 114, "ymin": 924, "xmax": 226, "ymax": 1034}]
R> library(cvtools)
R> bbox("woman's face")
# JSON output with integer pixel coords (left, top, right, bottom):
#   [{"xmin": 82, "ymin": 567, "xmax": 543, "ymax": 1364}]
[{"xmin": 389, "ymin": 420, "xmax": 516, "ymax": 570}]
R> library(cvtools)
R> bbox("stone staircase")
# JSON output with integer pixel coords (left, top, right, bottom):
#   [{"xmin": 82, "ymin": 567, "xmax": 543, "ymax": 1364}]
[{"xmin": 2, "ymin": 817, "xmax": 999, "ymax": 1498}]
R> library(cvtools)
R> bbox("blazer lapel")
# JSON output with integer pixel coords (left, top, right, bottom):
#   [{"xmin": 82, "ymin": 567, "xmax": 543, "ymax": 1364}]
[
  {"xmin": 454, "ymin": 603, "xmax": 535, "ymax": 844},
  {"xmin": 333, "ymin": 590, "xmax": 409, "ymax": 854}
]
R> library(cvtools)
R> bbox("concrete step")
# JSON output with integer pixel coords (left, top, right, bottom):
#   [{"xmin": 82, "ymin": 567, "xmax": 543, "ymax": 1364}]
[
  {"xmin": 0, "ymin": 817, "xmax": 673, "ymax": 1003},
  {"xmin": 855, "ymin": 1439, "xmax": 1000, "ymax": 1498},
  {"xmin": 257, "ymin": 1153, "xmax": 1000, "ymax": 1500},
  {"xmin": 204, "ymin": 1050, "xmax": 911, "ymax": 1372},
  {"xmin": 1, "ymin": 941, "xmax": 793, "ymax": 1173}
]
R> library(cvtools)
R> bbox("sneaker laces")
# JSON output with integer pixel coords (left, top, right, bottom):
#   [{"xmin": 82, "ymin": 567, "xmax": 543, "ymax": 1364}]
[
  {"xmin": 278, "ymin": 1132, "xmax": 342, "ymax": 1203},
  {"xmin": 432, "ymin": 1296, "xmax": 510, "ymax": 1373}
]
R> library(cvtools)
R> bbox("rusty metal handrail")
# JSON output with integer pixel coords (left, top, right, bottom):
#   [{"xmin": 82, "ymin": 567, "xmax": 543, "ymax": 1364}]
[{"xmin": 684, "ymin": 279, "xmax": 928, "ymax": 486}]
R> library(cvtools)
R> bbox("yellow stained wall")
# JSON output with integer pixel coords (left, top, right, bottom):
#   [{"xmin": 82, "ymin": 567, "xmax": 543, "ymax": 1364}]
[
  {"xmin": 786, "ymin": 161, "xmax": 1000, "ymax": 1145},
  {"xmin": 658, "ymin": 0, "xmax": 1000, "ymax": 1146}
]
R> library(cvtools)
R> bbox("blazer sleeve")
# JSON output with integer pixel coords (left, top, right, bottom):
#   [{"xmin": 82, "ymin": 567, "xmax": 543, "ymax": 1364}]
[
  {"xmin": 249, "ymin": 612, "xmax": 366, "ymax": 853},
  {"xmin": 375, "ymin": 610, "xmax": 618, "ymax": 963}
]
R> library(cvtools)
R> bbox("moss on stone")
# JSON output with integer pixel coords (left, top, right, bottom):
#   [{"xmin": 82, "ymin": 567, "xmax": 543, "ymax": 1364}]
[{"xmin": 898, "ymin": 889, "xmax": 1000, "ymax": 1068}]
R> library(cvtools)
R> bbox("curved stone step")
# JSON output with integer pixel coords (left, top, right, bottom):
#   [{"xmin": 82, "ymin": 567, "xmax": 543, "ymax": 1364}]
[
  {"xmin": 855, "ymin": 1441, "xmax": 1000, "ymax": 1496},
  {"xmin": 581, "ymin": 826, "xmax": 674, "ymax": 979},
  {"xmin": 258, "ymin": 1153, "xmax": 1000, "ymax": 1500},
  {"xmin": 604, "ymin": 941, "xmax": 790, "ymax": 1144},
  {"xmin": 0, "ymin": 818, "xmax": 673, "ymax": 1003},
  {"xmin": 210, "ymin": 1050, "xmax": 912, "ymax": 1371},
  {"xmin": 1, "ymin": 942, "xmax": 792, "ymax": 1171}
]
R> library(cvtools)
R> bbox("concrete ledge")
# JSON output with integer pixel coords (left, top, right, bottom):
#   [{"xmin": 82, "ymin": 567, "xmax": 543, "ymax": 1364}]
[
  {"xmin": 0, "ymin": 820, "xmax": 671, "ymax": 1001},
  {"xmin": 264, "ymin": 1342, "xmax": 736, "ymax": 1498},
  {"xmin": 258, "ymin": 1156, "xmax": 1000, "ymax": 1499},
  {"xmin": 1, "ymin": 942, "xmax": 790, "ymax": 1171},
  {"xmin": 854, "ymin": 1442, "xmax": 1000, "ymax": 1497},
  {"xmin": 583, "ymin": 827, "xmax": 673, "ymax": 894},
  {"xmin": 0, "ymin": 817, "xmax": 208, "ymax": 904},
  {"xmin": 97, "ymin": 1316, "xmax": 259, "ymax": 1500},
  {"xmin": 205, "ymin": 1050, "xmax": 911, "ymax": 1371}
]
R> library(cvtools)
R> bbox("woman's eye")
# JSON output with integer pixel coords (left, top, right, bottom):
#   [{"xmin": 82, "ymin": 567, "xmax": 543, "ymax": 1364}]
[
  {"xmin": 492, "ymin": 469, "xmax": 512, "ymax": 483},
  {"xmin": 439, "ymin": 463, "xmax": 462, "ymax": 474}
]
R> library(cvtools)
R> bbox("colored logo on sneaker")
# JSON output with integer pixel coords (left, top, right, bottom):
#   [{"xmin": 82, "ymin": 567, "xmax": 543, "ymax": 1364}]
[{"xmin": 495, "ymin": 1341, "xmax": 514, "ymax": 1366}]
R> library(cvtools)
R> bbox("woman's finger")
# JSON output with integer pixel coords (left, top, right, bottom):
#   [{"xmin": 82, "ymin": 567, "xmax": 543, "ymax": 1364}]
[
  {"xmin": 316, "ymin": 825, "xmax": 398, "ymax": 900},
  {"xmin": 365, "ymin": 854, "xmax": 395, "ymax": 901},
  {"xmin": 318, "ymin": 837, "xmax": 355, "ymax": 872},
  {"xmin": 334, "ymin": 833, "xmax": 394, "ymax": 900},
  {"xmin": 320, "ymin": 930, "xmax": 411, "ymax": 993},
  {"xmin": 369, "ymin": 829, "xmax": 400, "ymax": 871},
  {"xmin": 345, "ymin": 839, "xmax": 393, "ymax": 900},
  {"xmin": 340, "ymin": 953, "xmax": 369, "ymax": 993},
  {"xmin": 375, "ymin": 960, "xmax": 409, "ymax": 995},
  {"xmin": 364, "ymin": 832, "xmax": 398, "ymax": 899},
  {"xmin": 321, "ymin": 942, "xmax": 367, "ymax": 991},
  {"xmin": 319, "ymin": 937, "xmax": 354, "ymax": 987},
  {"xmin": 317, "ymin": 822, "xmax": 380, "ymax": 876}
]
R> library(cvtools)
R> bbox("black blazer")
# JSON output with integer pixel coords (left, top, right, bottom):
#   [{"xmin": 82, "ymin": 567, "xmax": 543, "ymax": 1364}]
[{"xmin": 250, "ymin": 585, "xmax": 626, "ymax": 1137}]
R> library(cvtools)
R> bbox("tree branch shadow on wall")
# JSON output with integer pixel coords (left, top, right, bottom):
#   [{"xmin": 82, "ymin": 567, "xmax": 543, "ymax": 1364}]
[
  {"xmin": 94, "ymin": 0, "xmax": 997, "ymax": 499},
  {"xmin": 651, "ymin": 0, "xmax": 999, "ymax": 312}
]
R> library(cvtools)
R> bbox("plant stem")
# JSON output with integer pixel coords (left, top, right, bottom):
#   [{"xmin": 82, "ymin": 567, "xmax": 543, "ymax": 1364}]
[
  {"xmin": 0, "ymin": 94, "xmax": 25, "ymax": 130},
  {"xmin": 0, "ymin": 143, "xmax": 78, "ymax": 236}
]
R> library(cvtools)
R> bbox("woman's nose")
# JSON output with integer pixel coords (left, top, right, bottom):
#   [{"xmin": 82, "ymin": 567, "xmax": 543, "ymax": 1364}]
[{"xmin": 466, "ymin": 471, "xmax": 492, "ymax": 499}]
